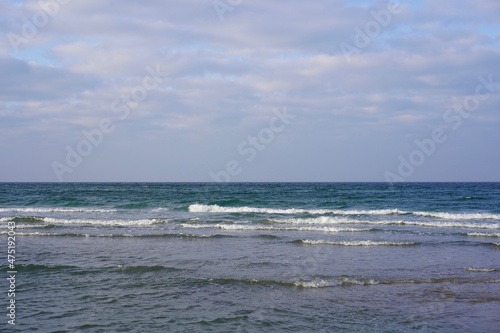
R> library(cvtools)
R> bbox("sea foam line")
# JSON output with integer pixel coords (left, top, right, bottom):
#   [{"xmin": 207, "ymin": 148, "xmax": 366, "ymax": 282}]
[
  {"xmin": 180, "ymin": 223, "xmax": 371, "ymax": 233},
  {"xmin": 0, "ymin": 231, "xmax": 228, "ymax": 239},
  {"xmin": 298, "ymin": 239, "xmax": 416, "ymax": 246},
  {"xmin": 0, "ymin": 217, "xmax": 166, "ymax": 226},
  {"xmin": 467, "ymin": 232, "xmax": 500, "ymax": 238},
  {"xmin": 188, "ymin": 204, "xmax": 403, "ymax": 215},
  {"xmin": 0, "ymin": 207, "xmax": 118, "ymax": 213},
  {"xmin": 272, "ymin": 217, "xmax": 499, "ymax": 229},
  {"xmin": 46, "ymin": 217, "xmax": 166, "ymax": 226},
  {"xmin": 465, "ymin": 267, "xmax": 498, "ymax": 272},
  {"xmin": 293, "ymin": 277, "xmax": 381, "ymax": 288},
  {"xmin": 385, "ymin": 221, "xmax": 499, "ymax": 229},
  {"xmin": 295, "ymin": 277, "xmax": 500, "ymax": 288},
  {"xmin": 0, "ymin": 224, "xmax": 48, "ymax": 230},
  {"xmin": 413, "ymin": 211, "xmax": 500, "ymax": 220},
  {"xmin": 188, "ymin": 204, "xmax": 500, "ymax": 220}
]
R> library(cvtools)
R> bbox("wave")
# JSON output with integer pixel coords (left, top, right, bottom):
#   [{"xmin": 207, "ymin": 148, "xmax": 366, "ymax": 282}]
[
  {"xmin": 413, "ymin": 211, "xmax": 500, "ymax": 220},
  {"xmin": 272, "ymin": 217, "xmax": 499, "ymax": 229},
  {"xmin": 304, "ymin": 276, "xmax": 489, "ymax": 287},
  {"xmin": 392, "ymin": 221, "xmax": 499, "ymax": 229},
  {"xmin": 45, "ymin": 217, "xmax": 166, "ymax": 226},
  {"xmin": 2, "ymin": 214, "xmax": 227, "ymax": 227},
  {"xmin": 252, "ymin": 234, "xmax": 282, "ymax": 240},
  {"xmin": 0, "ymin": 207, "xmax": 117, "ymax": 213},
  {"xmin": 0, "ymin": 224, "xmax": 49, "ymax": 229},
  {"xmin": 190, "ymin": 276, "xmax": 500, "ymax": 289},
  {"xmin": 180, "ymin": 223, "xmax": 373, "ymax": 233},
  {"xmin": 1, "ymin": 217, "xmax": 166, "ymax": 226},
  {"xmin": 296, "ymin": 239, "xmax": 417, "ymax": 246},
  {"xmin": 271, "ymin": 216, "xmax": 360, "ymax": 225},
  {"xmin": 6, "ymin": 263, "xmax": 181, "ymax": 274},
  {"xmin": 188, "ymin": 204, "xmax": 500, "ymax": 220},
  {"xmin": 187, "ymin": 277, "xmax": 379, "ymax": 289},
  {"xmin": 189, "ymin": 204, "xmax": 325, "ymax": 214},
  {"xmin": 293, "ymin": 277, "xmax": 381, "ymax": 288},
  {"xmin": 456, "ymin": 196, "xmax": 487, "ymax": 201},
  {"xmin": 0, "ymin": 231, "xmax": 233, "ymax": 239},
  {"xmin": 11, "ymin": 263, "xmax": 79, "ymax": 272},
  {"xmin": 188, "ymin": 204, "xmax": 404, "ymax": 216},
  {"xmin": 9, "ymin": 216, "xmax": 45, "ymax": 223},
  {"xmin": 465, "ymin": 267, "xmax": 498, "ymax": 272},
  {"xmin": 467, "ymin": 232, "xmax": 500, "ymax": 238},
  {"xmin": 114, "ymin": 265, "xmax": 180, "ymax": 273}
]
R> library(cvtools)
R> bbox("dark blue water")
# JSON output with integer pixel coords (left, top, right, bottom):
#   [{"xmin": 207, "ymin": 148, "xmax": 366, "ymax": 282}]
[{"xmin": 1, "ymin": 183, "xmax": 499, "ymax": 332}]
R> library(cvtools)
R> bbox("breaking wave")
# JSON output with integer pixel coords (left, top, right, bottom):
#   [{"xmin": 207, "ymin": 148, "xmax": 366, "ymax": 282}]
[
  {"xmin": 188, "ymin": 204, "xmax": 404, "ymax": 215},
  {"xmin": 271, "ymin": 217, "xmax": 499, "ymax": 229},
  {"xmin": 180, "ymin": 223, "xmax": 372, "ymax": 233},
  {"xmin": 297, "ymin": 239, "xmax": 417, "ymax": 246},
  {"xmin": 188, "ymin": 204, "xmax": 500, "ymax": 220},
  {"xmin": 467, "ymin": 232, "xmax": 500, "ymax": 238},
  {"xmin": 465, "ymin": 267, "xmax": 498, "ymax": 272}
]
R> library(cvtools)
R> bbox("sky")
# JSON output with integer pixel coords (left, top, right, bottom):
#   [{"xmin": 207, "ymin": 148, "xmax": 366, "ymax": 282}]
[{"xmin": 1, "ymin": 0, "xmax": 499, "ymax": 182}]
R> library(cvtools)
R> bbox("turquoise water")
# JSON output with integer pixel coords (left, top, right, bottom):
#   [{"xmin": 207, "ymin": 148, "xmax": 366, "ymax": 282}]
[{"xmin": 1, "ymin": 183, "xmax": 499, "ymax": 332}]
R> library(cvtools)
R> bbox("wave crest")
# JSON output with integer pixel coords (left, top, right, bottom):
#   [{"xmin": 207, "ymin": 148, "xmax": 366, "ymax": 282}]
[
  {"xmin": 180, "ymin": 223, "xmax": 371, "ymax": 233},
  {"xmin": 188, "ymin": 204, "xmax": 403, "ymax": 215},
  {"xmin": 465, "ymin": 267, "xmax": 497, "ymax": 272},
  {"xmin": 298, "ymin": 239, "xmax": 416, "ymax": 246},
  {"xmin": 189, "ymin": 204, "xmax": 500, "ymax": 220},
  {"xmin": 467, "ymin": 232, "xmax": 500, "ymax": 238}
]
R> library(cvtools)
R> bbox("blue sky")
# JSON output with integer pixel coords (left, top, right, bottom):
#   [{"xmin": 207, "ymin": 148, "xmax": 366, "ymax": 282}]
[{"xmin": 1, "ymin": 0, "xmax": 499, "ymax": 182}]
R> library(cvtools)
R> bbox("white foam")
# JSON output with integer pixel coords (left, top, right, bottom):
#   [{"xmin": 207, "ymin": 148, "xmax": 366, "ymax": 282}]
[
  {"xmin": 10, "ymin": 232, "xmax": 60, "ymax": 237},
  {"xmin": 414, "ymin": 211, "xmax": 500, "ymax": 220},
  {"xmin": 0, "ymin": 216, "xmax": 151, "ymax": 227},
  {"xmin": 180, "ymin": 223, "xmax": 370, "ymax": 233},
  {"xmin": 467, "ymin": 232, "xmax": 500, "ymax": 238},
  {"xmin": 396, "ymin": 220, "xmax": 498, "ymax": 229},
  {"xmin": 293, "ymin": 277, "xmax": 380, "ymax": 288},
  {"xmin": 293, "ymin": 279, "xmax": 337, "ymax": 288},
  {"xmin": 300, "ymin": 239, "xmax": 416, "ymax": 246},
  {"xmin": 188, "ymin": 204, "xmax": 403, "ymax": 216},
  {"xmin": 340, "ymin": 277, "xmax": 380, "ymax": 286},
  {"xmin": 189, "ymin": 204, "xmax": 314, "ymax": 214},
  {"xmin": 272, "ymin": 217, "xmax": 498, "ymax": 229},
  {"xmin": 7, "ymin": 232, "xmax": 157, "ymax": 238},
  {"xmin": 272, "ymin": 216, "xmax": 359, "ymax": 225},
  {"xmin": 0, "ymin": 224, "xmax": 47, "ymax": 229},
  {"xmin": 339, "ymin": 209, "xmax": 404, "ymax": 215},
  {"xmin": 189, "ymin": 204, "xmax": 500, "ymax": 221},
  {"xmin": 465, "ymin": 267, "xmax": 496, "ymax": 272},
  {"xmin": 0, "ymin": 207, "xmax": 117, "ymax": 213},
  {"xmin": 41, "ymin": 217, "xmax": 163, "ymax": 226}
]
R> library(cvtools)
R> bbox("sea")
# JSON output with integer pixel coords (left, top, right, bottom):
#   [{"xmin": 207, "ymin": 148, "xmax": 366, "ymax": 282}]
[{"xmin": 1, "ymin": 182, "xmax": 499, "ymax": 332}]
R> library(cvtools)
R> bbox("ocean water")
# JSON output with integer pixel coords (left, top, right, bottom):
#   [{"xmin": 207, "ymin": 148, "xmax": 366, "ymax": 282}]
[{"xmin": 1, "ymin": 182, "xmax": 499, "ymax": 332}]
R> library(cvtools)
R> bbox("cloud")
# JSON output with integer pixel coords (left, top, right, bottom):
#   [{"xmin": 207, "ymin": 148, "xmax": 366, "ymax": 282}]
[{"xmin": 1, "ymin": 0, "xmax": 499, "ymax": 181}]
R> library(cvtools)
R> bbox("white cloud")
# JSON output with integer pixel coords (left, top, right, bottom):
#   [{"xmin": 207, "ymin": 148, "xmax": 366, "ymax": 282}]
[{"xmin": 1, "ymin": 0, "xmax": 499, "ymax": 181}]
